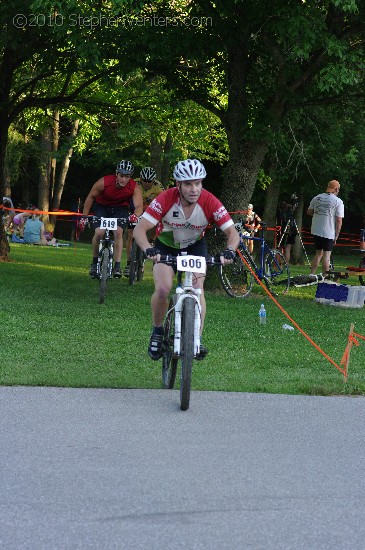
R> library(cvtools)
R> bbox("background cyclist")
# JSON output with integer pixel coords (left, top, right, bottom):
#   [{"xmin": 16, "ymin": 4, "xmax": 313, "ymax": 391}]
[
  {"xmin": 133, "ymin": 158, "xmax": 240, "ymax": 360},
  {"xmin": 79, "ymin": 160, "xmax": 143, "ymax": 278},
  {"xmin": 243, "ymin": 203, "xmax": 261, "ymax": 254},
  {"xmin": 123, "ymin": 166, "xmax": 164, "ymax": 277}
]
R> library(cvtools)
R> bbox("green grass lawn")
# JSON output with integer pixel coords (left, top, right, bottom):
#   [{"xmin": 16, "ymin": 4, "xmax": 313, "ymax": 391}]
[{"xmin": 1, "ymin": 242, "xmax": 364, "ymax": 395}]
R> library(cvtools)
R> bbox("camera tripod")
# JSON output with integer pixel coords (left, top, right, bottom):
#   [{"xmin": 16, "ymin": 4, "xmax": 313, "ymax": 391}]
[{"xmin": 278, "ymin": 214, "xmax": 310, "ymax": 266}]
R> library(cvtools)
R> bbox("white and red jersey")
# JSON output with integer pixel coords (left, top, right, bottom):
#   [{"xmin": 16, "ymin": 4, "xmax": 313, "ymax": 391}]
[{"xmin": 142, "ymin": 187, "xmax": 233, "ymax": 249}]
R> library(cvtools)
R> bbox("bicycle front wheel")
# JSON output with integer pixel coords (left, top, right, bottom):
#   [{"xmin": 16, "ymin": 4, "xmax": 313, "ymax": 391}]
[
  {"xmin": 218, "ymin": 250, "xmax": 254, "ymax": 298},
  {"xmin": 180, "ymin": 296, "xmax": 195, "ymax": 411},
  {"xmin": 136, "ymin": 247, "xmax": 145, "ymax": 281},
  {"xmin": 129, "ymin": 240, "xmax": 138, "ymax": 285},
  {"xmin": 99, "ymin": 249, "xmax": 109, "ymax": 304},
  {"xmin": 162, "ymin": 296, "xmax": 178, "ymax": 389},
  {"xmin": 359, "ymin": 256, "xmax": 365, "ymax": 286},
  {"xmin": 264, "ymin": 249, "xmax": 290, "ymax": 294}
]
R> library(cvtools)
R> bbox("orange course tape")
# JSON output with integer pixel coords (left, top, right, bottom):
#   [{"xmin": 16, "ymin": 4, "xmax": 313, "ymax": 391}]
[{"xmin": 236, "ymin": 248, "xmax": 361, "ymax": 378}]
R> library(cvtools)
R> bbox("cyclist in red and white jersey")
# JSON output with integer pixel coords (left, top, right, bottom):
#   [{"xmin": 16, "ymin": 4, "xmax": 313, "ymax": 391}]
[{"xmin": 133, "ymin": 158, "xmax": 240, "ymax": 360}]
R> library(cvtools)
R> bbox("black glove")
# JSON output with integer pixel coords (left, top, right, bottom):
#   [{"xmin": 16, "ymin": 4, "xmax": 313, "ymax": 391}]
[
  {"xmin": 145, "ymin": 247, "xmax": 159, "ymax": 258},
  {"xmin": 221, "ymin": 248, "xmax": 236, "ymax": 261}
]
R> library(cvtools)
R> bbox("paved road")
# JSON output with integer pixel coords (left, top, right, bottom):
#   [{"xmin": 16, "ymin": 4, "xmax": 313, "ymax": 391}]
[{"xmin": 1, "ymin": 387, "xmax": 364, "ymax": 549}]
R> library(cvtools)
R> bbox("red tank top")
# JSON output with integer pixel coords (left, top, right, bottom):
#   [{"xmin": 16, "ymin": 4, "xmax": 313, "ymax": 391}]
[{"xmin": 95, "ymin": 174, "xmax": 136, "ymax": 206}]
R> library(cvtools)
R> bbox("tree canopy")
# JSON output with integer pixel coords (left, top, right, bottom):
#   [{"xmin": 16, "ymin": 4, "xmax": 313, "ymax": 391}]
[{"xmin": 1, "ymin": 0, "xmax": 365, "ymax": 258}]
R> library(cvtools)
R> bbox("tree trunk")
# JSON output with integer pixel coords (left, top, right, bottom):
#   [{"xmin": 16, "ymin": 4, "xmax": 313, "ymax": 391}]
[
  {"xmin": 150, "ymin": 132, "xmax": 163, "ymax": 180},
  {"xmin": 161, "ymin": 131, "xmax": 172, "ymax": 187},
  {"xmin": 292, "ymin": 193, "xmax": 308, "ymax": 265},
  {"xmin": 50, "ymin": 119, "xmax": 79, "ymax": 228},
  {"xmin": 50, "ymin": 109, "xmax": 60, "ymax": 203},
  {"xmin": 0, "ymin": 119, "xmax": 11, "ymax": 259},
  {"xmin": 220, "ymin": 139, "xmax": 269, "ymax": 211},
  {"xmin": 3, "ymin": 157, "xmax": 11, "ymax": 197},
  {"xmin": 0, "ymin": 216, "xmax": 10, "ymax": 259},
  {"xmin": 38, "ymin": 125, "xmax": 52, "ymax": 219},
  {"xmin": 263, "ymin": 177, "xmax": 282, "ymax": 247}
]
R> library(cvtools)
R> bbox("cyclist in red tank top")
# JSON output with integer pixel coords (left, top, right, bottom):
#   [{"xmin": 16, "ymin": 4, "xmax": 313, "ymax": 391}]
[{"xmin": 80, "ymin": 160, "xmax": 143, "ymax": 278}]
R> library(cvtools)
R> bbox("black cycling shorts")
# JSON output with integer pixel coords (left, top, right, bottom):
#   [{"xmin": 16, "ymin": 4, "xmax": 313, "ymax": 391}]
[
  {"xmin": 154, "ymin": 238, "xmax": 208, "ymax": 273},
  {"xmin": 93, "ymin": 204, "xmax": 129, "ymax": 229},
  {"xmin": 313, "ymin": 235, "xmax": 334, "ymax": 252}
]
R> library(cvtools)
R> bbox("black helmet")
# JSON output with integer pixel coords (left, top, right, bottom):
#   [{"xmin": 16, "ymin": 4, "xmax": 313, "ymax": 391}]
[
  {"xmin": 116, "ymin": 160, "xmax": 134, "ymax": 175},
  {"xmin": 140, "ymin": 166, "xmax": 157, "ymax": 182}
]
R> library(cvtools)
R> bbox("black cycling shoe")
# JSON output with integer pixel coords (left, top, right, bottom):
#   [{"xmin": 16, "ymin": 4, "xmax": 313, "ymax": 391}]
[
  {"xmin": 196, "ymin": 343, "xmax": 209, "ymax": 361},
  {"xmin": 89, "ymin": 263, "xmax": 98, "ymax": 278},
  {"xmin": 113, "ymin": 266, "xmax": 122, "ymax": 278},
  {"xmin": 148, "ymin": 332, "xmax": 164, "ymax": 361}
]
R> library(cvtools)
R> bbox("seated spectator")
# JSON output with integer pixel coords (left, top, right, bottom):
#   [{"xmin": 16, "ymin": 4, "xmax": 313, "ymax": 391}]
[
  {"xmin": 12, "ymin": 207, "xmax": 33, "ymax": 237},
  {"xmin": 43, "ymin": 220, "xmax": 56, "ymax": 242},
  {"xmin": 23, "ymin": 212, "xmax": 57, "ymax": 246}
]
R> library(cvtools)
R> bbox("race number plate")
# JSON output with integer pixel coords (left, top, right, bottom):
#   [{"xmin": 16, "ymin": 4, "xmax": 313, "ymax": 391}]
[
  {"xmin": 100, "ymin": 218, "xmax": 118, "ymax": 230},
  {"xmin": 177, "ymin": 255, "xmax": 206, "ymax": 274}
]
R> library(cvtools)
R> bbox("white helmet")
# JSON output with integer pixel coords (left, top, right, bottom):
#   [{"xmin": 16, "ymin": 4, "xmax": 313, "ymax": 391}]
[
  {"xmin": 173, "ymin": 159, "xmax": 207, "ymax": 181},
  {"xmin": 116, "ymin": 160, "xmax": 134, "ymax": 175}
]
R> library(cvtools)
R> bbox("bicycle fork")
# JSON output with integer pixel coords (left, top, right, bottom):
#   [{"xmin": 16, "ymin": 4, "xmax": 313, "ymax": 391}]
[{"xmin": 173, "ymin": 288, "xmax": 202, "ymax": 358}]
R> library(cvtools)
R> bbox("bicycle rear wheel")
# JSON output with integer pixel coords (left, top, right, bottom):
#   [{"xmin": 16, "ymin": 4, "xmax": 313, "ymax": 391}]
[
  {"xmin": 218, "ymin": 250, "xmax": 254, "ymax": 298},
  {"xmin": 162, "ymin": 296, "xmax": 178, "ymax": 389},
  {"xmin": 264, "ymin": 249, "xmax": 290, "ymax": 294},
  {"xmin": 359, "ymin": 256, "xmax": 365, "ymax": 286},
  {"xmin": 129, "ymin": 240, "xmax": 138, "ymax": 285},
  {"xmin": 180, "ymin": 296, "xmax": 195, "ymax": 411},
  {"xmin": 99, "ymin": 249, "xmax": 109, "ymax": 304}
]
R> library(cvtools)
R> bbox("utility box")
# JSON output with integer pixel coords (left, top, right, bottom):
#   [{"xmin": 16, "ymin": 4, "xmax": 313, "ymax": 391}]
[{"xmin": 315, "ymin": 281, "xmax": 365, "ymax": 308}]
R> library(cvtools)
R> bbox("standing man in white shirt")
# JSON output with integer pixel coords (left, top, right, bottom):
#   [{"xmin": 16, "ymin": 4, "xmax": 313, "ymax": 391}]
[{"xmin": 307, "ymin": 180, "xmax": 344, "ymax": 275}]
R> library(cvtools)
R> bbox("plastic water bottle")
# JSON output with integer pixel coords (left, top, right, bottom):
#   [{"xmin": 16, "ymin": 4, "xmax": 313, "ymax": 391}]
[{"xmin": 259, "ymin": 304, "xmax": 266, "ymax": 325}]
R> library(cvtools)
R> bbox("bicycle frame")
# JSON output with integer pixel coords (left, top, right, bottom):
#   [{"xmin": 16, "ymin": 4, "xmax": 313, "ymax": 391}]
[
  {"xmin": 91, "ymin": 216, "xmax": 128, "ymax": 275},
  {"xmin": 236, "ymin": 223, "xmax": 274, "ymax": 280}
]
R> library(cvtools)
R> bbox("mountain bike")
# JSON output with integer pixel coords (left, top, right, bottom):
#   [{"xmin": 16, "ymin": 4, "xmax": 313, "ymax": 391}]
[
  {"xmin": 90, "ymin": 216, "xmax": 128, "ymax": 304},
  {"xmin": 128, "ymin": 237, "xmax": 145, "ymax": 285},
  {"xmin": 159, "ymin": 253, "xmax": 221, "ymax": 411},
  {"xmin": 219, "ymin": 221, "xmax": 290, "ymax": 298}
]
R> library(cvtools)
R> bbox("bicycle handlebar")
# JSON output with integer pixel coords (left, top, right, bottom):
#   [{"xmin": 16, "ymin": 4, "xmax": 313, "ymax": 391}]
[
  {"xmin": 87, "ymin": 215, "xmax": 129, "ymax": 223},
  {"xmin": 157, "ymin": 254, "xmax": 223, "ymax": 267}
]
